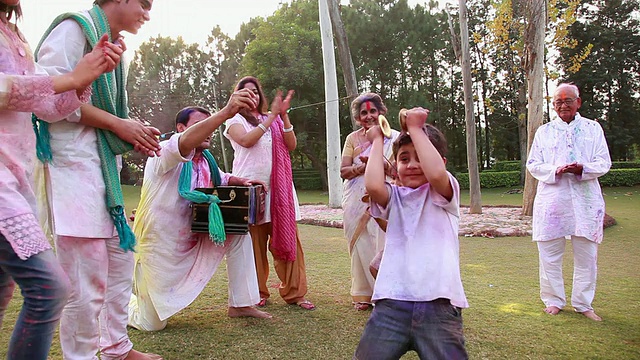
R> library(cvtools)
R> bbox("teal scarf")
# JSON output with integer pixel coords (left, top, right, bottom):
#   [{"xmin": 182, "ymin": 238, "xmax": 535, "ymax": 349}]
[
  {"xmin": 32, "ymin": 5, "xmax": 136, "ymax": 252},
  {"xmin": 178, "ymin": 150, "xmax": 226, "ymax": 244}
]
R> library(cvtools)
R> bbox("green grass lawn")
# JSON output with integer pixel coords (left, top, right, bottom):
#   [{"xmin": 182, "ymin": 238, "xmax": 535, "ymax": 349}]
[{"xmin": 1, "ymin": 186, "xmax": 638, "ymax": 359}]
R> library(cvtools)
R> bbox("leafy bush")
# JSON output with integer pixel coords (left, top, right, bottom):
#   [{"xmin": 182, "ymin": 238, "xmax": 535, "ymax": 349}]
[
  {"xmin": 292, "ymin": 169, "xmax": 324, "ymax": 190},
  {"xmin": 455, "ymin": 169, "xmax": 640, "ymax": 189},
  {"xmin": 611, "ymin": 161, "xmax": 640, "ymax": 169},
  {"xmin": 599, "ymin": 169, "xmax": 640, "ymax": 186},
  {"xmin": 294, "ymin": 176, "xmax": 324, "ymax": 190},
  {"xmin": 492, "ymin": 160, "xmax": 522, "ymax": 172},
  {"xmin": 455, "ymin": 171, "xmax": 520, "ymax": 189}
]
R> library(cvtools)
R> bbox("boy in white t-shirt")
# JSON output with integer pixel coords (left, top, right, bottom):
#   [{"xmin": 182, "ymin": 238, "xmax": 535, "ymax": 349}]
[{"xmin": 354, "ymin": 108, "xmax": 468, "ymax": 360}]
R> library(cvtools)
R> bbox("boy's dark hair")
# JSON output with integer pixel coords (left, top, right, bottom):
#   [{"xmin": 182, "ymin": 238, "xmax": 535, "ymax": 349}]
[
  {"xmin": 393, "ymin": 124, "xmax": 448, "ymax": 159},
  {"xmin": 175, "ymin": 106, "xmax": 211, "ymax": 127}
]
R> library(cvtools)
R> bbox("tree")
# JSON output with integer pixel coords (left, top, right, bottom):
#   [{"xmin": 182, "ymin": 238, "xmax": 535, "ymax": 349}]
[
  {"xmin": 557, "ymin": 0, "xmax": 640, "ymax": 160},
  {"xmin": 484, "ymin": 0, "xmax": 584, "ymax": 178},
  {"xmin": 458, "ymin": 0, "xmax": 482, "ymax": 214},
  {"xmin": 127, "ymin": 36, "xmax": 228, "ymax": 174},
  {"xmin": 522, "ymin": 0, "xmax": 546, "ymax": 216},
  {"xmin": 328, "ymin": 0, "xmax": 359, "ymax": 130},
  {"xmin": 127, "ymin": 36, "xmax": 209, "ymax": 133},
  {"xmin": 240, "ymin": 0, "xmax": 331, "ymax": 189}
]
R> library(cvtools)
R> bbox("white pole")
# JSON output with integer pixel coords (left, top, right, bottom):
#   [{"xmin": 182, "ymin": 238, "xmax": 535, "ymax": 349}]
[{"xmin": 318, "ymin": 0, "xmax": 343, "ymax": 208}]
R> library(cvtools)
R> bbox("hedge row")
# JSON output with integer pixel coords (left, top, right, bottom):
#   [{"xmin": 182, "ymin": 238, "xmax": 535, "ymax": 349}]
[
  {"xmin": 488, "ymin": 160, "xmax": 639, "ymax": 173},
  {"xmin": 294, "ymin": 177, "xmax": 324, "ymax": 190},
  {"xmin": 454, "ymin": 169, "xmax": 640, "ymax": 189},
  {"xmin": 293, "ymin": 169, "xmax": 324, "ymax": 190},
  {"xmin": 491, "ymin": 160, "xmax": 522, "ymax": 172},
  {"xmin": 454, "ymin": 171, "xmax": 521, "ymax": 190},
  {"xmin": 611, "ymin": 161, "xmax": 640, "ymax": 169},
  {"xmin": 599, "ymin": 169, "xmax": 640, "ymax": 186},
  {"xmin": 290, "ymin": 166, "xmax": 640, "ymax": 191}
]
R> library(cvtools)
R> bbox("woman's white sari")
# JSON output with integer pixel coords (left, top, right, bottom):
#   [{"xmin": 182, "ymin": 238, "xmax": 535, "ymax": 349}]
[{"xmin": 342, "ymin": 129, "xmax": 399, "ymax": 303}]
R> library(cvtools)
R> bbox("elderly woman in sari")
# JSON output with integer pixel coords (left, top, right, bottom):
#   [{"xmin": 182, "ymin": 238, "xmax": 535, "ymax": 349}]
[{"xmin": 340, "ymin": 93, "xmax": 399, "ymax": 311}]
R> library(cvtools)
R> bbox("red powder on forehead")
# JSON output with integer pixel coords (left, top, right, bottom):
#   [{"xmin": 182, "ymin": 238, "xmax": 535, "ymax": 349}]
[{"xmin": 365, "ymin": 101, "xmax": 372, "ymax": 111}]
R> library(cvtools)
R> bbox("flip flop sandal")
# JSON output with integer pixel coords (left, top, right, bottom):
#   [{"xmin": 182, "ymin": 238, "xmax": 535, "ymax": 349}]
[
  {"xmin": 295, "ymin": 300, "xmax": 316, "ymax": 311},
  {"xmin": 257, "ymin": 298, "xmax": 268, "ymax": 307}
]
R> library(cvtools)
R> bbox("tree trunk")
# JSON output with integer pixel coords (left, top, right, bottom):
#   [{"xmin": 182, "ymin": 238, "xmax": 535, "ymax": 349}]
[
  {"xmin": 459, "ymin": 0, "xmax": 482, "ymax": 214},
  {"xmin": 327, "ymin": 0, "xmax": 359, "ymax": 130},
  {"xmin": 517, "ymin": 81, "xmax": 528, "ymax": 185},
  {"xmin": 522, "ymin": 0, "xmax": 546, "ymax": 216}
]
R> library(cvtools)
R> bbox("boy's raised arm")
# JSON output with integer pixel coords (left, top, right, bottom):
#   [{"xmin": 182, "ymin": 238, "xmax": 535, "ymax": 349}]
[
  {"xmin": 364, "ymin": 125, "xmax": 390, "ymax": 208},
  {"xmin": 405, "ymin": 108, "xmax": 453, "ymax": 201}
]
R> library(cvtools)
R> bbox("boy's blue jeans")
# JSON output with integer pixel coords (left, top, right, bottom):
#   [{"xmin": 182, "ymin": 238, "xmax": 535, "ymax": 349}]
[
  {"xmin": 0, "ymin": 233, "xmax": 70, "ymax": 360},
  {"xmin": 354, "ymin": 298, "xmax": 468, "ymax": 360}
]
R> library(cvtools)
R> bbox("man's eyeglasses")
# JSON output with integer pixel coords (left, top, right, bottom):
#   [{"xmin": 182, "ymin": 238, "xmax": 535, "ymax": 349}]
[{"xmin": 553, "ymin": 98, "xmax": 578, "ymax": 107}]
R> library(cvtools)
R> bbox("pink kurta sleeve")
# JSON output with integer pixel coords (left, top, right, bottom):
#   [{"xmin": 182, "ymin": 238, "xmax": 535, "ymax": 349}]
[
  {"xmin": 0, "ymin": 73, "xmax": 90, "ymax": 122},
  {"xmin": 0, "ymin": 23, "xmax": 91, "ymax": 123}
]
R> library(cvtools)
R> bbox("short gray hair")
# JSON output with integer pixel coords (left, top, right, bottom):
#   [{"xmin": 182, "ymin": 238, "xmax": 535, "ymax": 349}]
[
  {"xmin": 555, "ymin": 83, "xmax": 580, "ymax": 98},
  {"xmin": 350, "ymin": 93, "xmax": 387, "ymax": 124}
]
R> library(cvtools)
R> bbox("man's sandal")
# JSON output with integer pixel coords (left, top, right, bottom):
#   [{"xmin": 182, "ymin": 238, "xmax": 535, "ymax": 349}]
[{"xmin": 295, "ymin": 299, "xmax": 316, "ymax": 311}]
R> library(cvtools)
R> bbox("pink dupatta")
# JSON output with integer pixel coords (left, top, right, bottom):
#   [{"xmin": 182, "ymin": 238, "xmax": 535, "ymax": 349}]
[{"xmin": 269, "ymin": 116, "xmax": 297, "ymax": 261}]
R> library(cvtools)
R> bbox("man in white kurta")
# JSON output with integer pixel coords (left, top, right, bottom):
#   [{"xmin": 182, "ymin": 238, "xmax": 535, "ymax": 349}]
[
  {"xmin": 526, "ymin": 83, "xmax": 611, "ymax": 321},
  {"xmin": 36, "ymin": 1, "xmax": 163, "ymax": 359},
  {"xmin": 129, "ymin": 104, "xmax": 270, "ymax": 332}
]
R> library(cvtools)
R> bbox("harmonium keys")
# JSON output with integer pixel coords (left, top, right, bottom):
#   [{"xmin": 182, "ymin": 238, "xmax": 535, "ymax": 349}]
[{"xmin": 191, "ymin": 185, "xmax": 265, "ymax": 235}]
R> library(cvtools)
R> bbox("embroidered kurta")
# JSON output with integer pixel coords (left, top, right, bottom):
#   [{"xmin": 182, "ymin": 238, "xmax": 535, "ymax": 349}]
[
  {"xmin": 0, "ymin": 21, "xmax": 89, "ymax": 260},
  {"xmin": 526, "ymin": 114, "xmax": 611, "ymax": 243},
  {"xmin": 36, "ymin": 13, "xmax": 121, "ymax": 238},
  {"xmin": 132, "ymin": 134, "xmax": 235, "ymax": 321}
]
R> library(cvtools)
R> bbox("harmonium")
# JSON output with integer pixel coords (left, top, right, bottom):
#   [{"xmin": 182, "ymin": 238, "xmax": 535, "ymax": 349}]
[{"xmin": 191, "ymin": 185, "xmax": 265, "ymax": 235}]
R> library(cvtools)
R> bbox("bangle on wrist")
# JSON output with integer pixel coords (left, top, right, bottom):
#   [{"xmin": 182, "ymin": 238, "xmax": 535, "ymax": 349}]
[
  {"xmin": 283, "ymin": 125, "xmax": 294, "ymax": 133},
  {"xmin": 257, "ymin": 123, "xmax": 267, "ymax": 133}
]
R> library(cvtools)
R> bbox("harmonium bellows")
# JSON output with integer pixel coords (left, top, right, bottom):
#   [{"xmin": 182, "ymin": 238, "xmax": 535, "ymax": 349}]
[{"xmin": 191, "ymin": 185, "xmax": 265, "ymax": 235}]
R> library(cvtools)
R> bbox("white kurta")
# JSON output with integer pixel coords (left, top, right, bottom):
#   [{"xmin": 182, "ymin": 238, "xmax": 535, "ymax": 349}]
[
  {"xmin": 526, "ymin": 114, "xmax": 611, "ymax": 243},
  {"xmin": 36, "ymin": 13, "xmax": 119, "ymax": 238},
  {"xmin": 223, "ymin": 113, "xmax": 301, "ymax": 223},
  {"xmin": 131, "ymin": 134, "xmax": 258, "ymax": 322}
]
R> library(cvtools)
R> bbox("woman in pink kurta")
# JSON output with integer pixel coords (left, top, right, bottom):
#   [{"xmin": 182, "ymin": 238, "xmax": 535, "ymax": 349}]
[
  {"xmin": 0, "ymin": 3, "xmax": 119, "ymax": 358},
  {"xmin": 224, "ymin": 76, "xmax": 315, "ymax": 310}
]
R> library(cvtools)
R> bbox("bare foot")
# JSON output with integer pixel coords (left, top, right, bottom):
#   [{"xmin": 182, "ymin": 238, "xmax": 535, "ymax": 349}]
[
  {"xmin": 579, "ymin": 310, "xmax": 602, "ymax": 321},
  {"xmin": 228, "ymin": 306, "xmax": 272, "ymax": 319},
  {"xmin": 544, "ymin": 306, "xmax": 561, "ymax": 315},
  {"xmin": 124, "ymin": 349, "xmax": 163, "ymax": 360}
]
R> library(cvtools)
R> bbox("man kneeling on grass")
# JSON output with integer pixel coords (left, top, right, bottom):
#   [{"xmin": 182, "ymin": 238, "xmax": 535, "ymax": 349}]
[{"xmin": 129, "ymin": 95, "xmax": 271, "ymax": 332}]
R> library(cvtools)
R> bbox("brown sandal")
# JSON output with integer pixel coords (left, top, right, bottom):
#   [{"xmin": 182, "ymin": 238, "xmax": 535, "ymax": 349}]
[{"xmin": 295, "ymin": 300, "xmax": 316, "ymax": 311}]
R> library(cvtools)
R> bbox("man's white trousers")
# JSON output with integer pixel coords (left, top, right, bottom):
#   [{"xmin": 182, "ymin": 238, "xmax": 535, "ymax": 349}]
[{"xmin": 537, "ymin": 236, "xmax": 598, "ymax": 313}]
